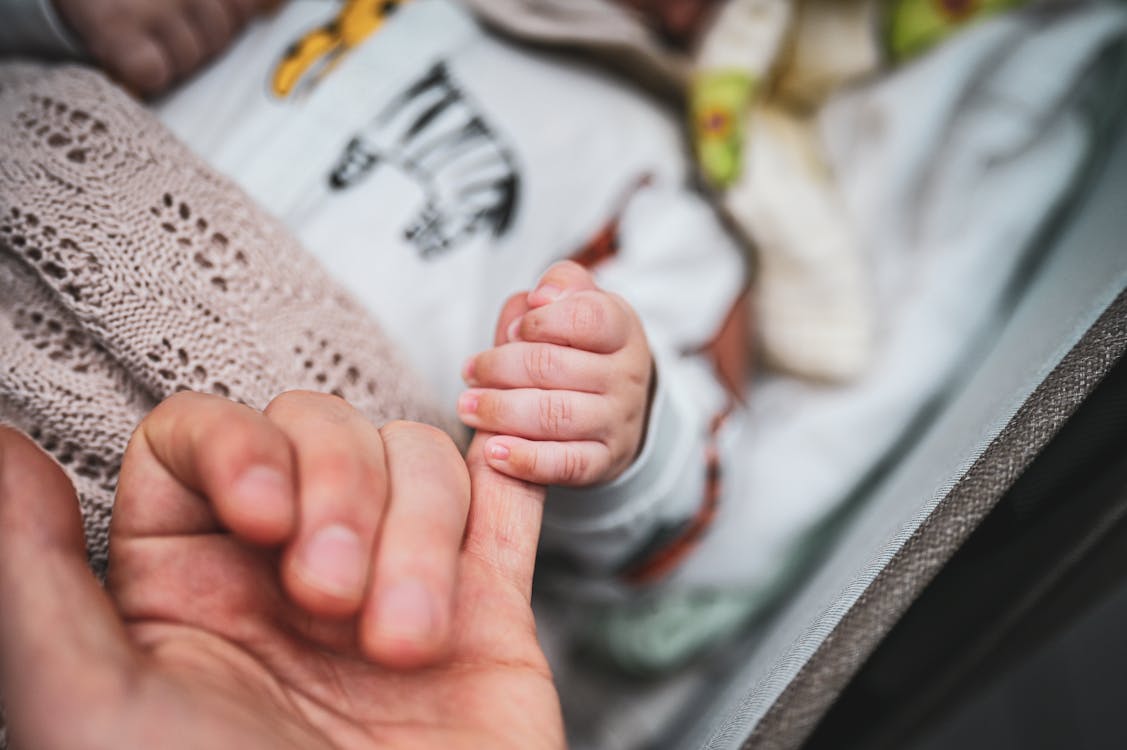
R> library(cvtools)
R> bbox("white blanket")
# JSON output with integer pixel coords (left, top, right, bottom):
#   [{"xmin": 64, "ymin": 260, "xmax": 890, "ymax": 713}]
[{"xmin": 677, "ymin": 1, "xmax": 1127, "ymax": 589}]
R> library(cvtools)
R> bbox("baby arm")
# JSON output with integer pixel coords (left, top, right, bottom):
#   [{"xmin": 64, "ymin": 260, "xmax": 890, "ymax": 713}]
[{"xmin": 459, "ymin": 260, "xmax": 655, "ymax": 488}]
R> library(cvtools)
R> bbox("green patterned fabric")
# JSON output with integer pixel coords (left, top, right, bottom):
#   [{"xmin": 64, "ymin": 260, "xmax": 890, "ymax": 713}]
[
  {"xmin": 690, "ymin": 71, "xmax": 758, "ymax": 187},
  {"xmin": 885, "ymin": 0, "xmax": 1029, "ymax": 63}
]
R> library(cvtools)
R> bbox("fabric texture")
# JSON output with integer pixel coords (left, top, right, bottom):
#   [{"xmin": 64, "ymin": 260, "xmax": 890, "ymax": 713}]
[
  {"xmin": 743, "ymin": 287, "xmax": 1127, "ymax": 750},
  {"xmin": 668, "ymin": 1, "xmax": 1127, "ymax": 590},
  {"xmin": 0, "ymin": 61, "xmax": 461, "ymax": 582},
  {"xmin": 535, "ymin": 5, "xmax": 1127, "ymax": 745},
  {"xmin": 675, "ymin": 13, "xmax": 1127, "ymax": 740},
  {"xmin": 2, "ymin": 0, "xmax": 749, "ymax": 625},
  {"xmin": 145, "ymin": 0, "xmax": 748, "ymax": 591},
  {"xmin": 693, "ymin": 0, "xmax": 879, "ymax": 382},
  {"xmin": 692, "ymin": 0, "xmax": 1044, "ymax": 383},
  {"xmin": 460, "ymin": 0, "xmax": 687, "ymax": 100},
  {"xmin": 546, "ymin": 0, "xmax": 1127, "ymax": 683}
]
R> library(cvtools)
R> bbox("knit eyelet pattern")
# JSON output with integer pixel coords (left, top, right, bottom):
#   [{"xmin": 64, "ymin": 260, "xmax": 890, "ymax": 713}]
[{"xmin": 0, "ymin": 63, "xmax": 463, "ymax": 581}]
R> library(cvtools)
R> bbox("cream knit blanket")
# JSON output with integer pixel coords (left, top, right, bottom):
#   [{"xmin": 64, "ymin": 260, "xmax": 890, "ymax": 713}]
[{"xmin": 0, "ymin": 62, "xmax": 462, "ymax": 583}]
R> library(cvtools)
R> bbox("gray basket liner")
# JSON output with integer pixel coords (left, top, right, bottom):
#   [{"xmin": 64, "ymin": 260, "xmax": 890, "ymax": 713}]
[{"xmin": 680, "ymin": 105, "xmax": 1127, "ymax": 750}]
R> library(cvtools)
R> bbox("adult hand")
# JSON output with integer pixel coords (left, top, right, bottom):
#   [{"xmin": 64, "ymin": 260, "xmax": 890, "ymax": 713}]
[
  {"xmin": 52, "ymin": 0, "xmax": 274, "ymax": 96},
  {"xmin": 0, "ymin": 393, "xmax": 564, "ymax": 748}
]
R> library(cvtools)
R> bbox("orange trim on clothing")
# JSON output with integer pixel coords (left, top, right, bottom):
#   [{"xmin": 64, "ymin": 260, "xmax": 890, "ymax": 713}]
[
  {"xmin": 570, "ymin": 219, "xmax": 620, "ymax": 269},
  {"xmin": 621, "ymin": 408, "xmax": 732, "ymax": 585},
  {"xmin": 569, "ymin": 174, "xmax": 654, "ymax": 270}
]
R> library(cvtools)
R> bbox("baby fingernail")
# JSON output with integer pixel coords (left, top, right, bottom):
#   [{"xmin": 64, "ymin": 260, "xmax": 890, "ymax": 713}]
[
  {"xmin": 458, "ymin": 391, "xmax": 479, "ymax": 414},
  {"xmin": 376, "ymin": 580, "xmax": 438, "ymax": 645},
  {"xmin": 488, "ymin": 441, "xmax": 511, "ymax": 461},
  {"xmin": 297, "ymin": 524, "xmax": 366, "ymax": 599},
  {"xmin": 535, "ymin": 284, "xmax": 562, "ymax": 302},
  {"xmin": 461, "ymin": 357, "xmax": 476, "ymax": 383},
  {"xmin": 507, "ymin": 316, "xmax": 523, "ymax": 342}
]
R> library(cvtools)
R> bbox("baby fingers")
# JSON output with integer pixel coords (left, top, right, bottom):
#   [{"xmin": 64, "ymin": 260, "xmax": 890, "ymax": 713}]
[
  {"xmin": 483, "ymin": 436, "xmax": 612, "ymax": 487},
  {"xmin": 509, "ymin": 290, "xmax": 633, "ymax": 354},
  {"xmin": 463, "ymin": 342, "xmax": 610, "ymax": 393},
  {"xmin": 458, "ymin": 388, "xmax": 616, "ymax": 442}
]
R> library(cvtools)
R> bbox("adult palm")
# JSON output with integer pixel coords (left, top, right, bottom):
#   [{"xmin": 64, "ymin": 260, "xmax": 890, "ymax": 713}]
[{"xmin": 0, "ymin": 425, "xmax": 565, "ymax": 749}]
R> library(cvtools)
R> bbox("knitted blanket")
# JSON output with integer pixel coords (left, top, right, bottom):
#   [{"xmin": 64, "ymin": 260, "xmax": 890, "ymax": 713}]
[{"xmin": 0, "ymin": 61, "xmax": 463, "ymax": 583}]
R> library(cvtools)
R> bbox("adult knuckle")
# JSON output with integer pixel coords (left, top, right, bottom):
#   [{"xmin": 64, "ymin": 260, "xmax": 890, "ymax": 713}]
[
  {"xmin": 386, "ymin": 422, "xmax": 461, "ymax": 476},
  {"xmin": 265, "ymin": 388, "xmax": 308, "ymax": 414},
  {"xmin": 310, "ymin": 452, "xmax": 384, "ymax": 514},
  {"xmin": 155, "ymin": 390, "xmax": 220, "ymax": 424},
  {"xmin": 156, "ymin": 392, "xmax": 241, "ymax": 442},
  {"xmin": 159, "ymin": 390, "xmax": 198, "ymax": 410},
  {"xmin": 411, "ymin": 421, "xmax": 453, "ymax": 446},
  {"xmin": 272, "ymin": 390, "xmax": 355, "ymax": 424},
  {"xmin": 311, "ymin": 391, "xmax": 354, "ymax": 418},
  {"xmin": 383, "ymin": 419, "xmax": 447, "ymax": 444},
  {"xmin": 309, "ymin": 450, "xmax": 363, "ymax": 492}
]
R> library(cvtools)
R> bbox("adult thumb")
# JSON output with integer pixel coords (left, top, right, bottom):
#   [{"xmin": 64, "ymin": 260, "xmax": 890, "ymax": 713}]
[
  {"xmin": 0, "ymin": 427, "xmax": 132, "ymax": 743},
  {"xmin": 462, "ymin": 432, "xmax": 546, "ymax": 603}
]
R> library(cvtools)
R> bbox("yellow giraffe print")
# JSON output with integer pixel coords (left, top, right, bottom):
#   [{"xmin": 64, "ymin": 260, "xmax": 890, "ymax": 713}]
[{"xmin": 272, "ymin": 0, "xmax": 412, "ymax": 98}]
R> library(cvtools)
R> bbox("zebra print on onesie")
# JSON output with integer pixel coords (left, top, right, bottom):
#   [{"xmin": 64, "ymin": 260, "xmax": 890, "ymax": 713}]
[{"xmin": 9, "ymin": 0, "xmax": 751, "ymax": 594}]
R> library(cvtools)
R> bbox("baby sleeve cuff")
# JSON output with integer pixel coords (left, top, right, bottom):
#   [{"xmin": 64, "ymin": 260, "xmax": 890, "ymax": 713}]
[{"xmin": 541, "ymin": 355, "xmax": 707, "ymax": 574}]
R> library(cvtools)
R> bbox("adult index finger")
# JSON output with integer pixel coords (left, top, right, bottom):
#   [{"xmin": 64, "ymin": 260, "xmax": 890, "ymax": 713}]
[{"xmin": 461, "ymin": 432, "xmax": 547, "ymax": 604}]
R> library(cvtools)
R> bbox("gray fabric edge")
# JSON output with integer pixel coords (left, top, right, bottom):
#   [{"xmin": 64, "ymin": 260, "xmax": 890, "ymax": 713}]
[
  {"xmin": 677, "ymin": 32, "xmax": 1127, "ymax": 750},
  {"xmin": 739, "ymin": 288, "xmax": 1127, "ymax": 750}
]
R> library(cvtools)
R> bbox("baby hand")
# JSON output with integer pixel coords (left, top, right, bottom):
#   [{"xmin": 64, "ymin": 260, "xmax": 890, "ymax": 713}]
[
  {"xmin": 52, "ymin": 0, "xmax": 272, "ymax": 96},
  {"xmin": 460, "ymin": 261, "xmax": 654, "ymax": 487}
]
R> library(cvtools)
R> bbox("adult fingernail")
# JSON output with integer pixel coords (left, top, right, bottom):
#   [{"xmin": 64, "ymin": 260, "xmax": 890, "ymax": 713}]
[
  {"xmin": 376, "ymin": 580, "xmax": 438, "ymax": 645},
  {"xmin": 458, "ymin": 391, "xmax": 479, "ymax": 415},
  {"xmin": 297, "ymin": 524, "xmax": 366, "ymax": 599},
  {"xmin": 232, "ymin": 466, "xmax": 292, "ymax": 525}
]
